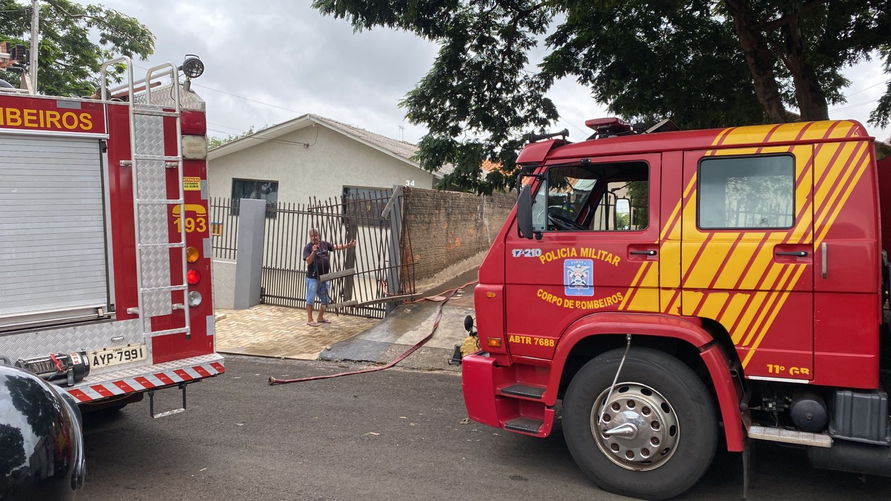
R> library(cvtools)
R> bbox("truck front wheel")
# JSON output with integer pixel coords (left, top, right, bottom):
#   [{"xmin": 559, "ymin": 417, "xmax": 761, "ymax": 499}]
[{"xmin": 562, "ymin": 346, "xmax": 718, "ymax": 500}]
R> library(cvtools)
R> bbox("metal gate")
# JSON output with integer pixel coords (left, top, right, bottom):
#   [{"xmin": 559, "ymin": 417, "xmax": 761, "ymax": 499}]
[{"xmin": 258, "ymin": 188, "xmax": 414, "ymax": 318}]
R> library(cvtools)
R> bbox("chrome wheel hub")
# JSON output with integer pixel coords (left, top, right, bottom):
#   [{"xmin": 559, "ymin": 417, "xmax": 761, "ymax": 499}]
[{"xmin": 590, "ymin": 382, "xmax": 679, "ymax": 471}]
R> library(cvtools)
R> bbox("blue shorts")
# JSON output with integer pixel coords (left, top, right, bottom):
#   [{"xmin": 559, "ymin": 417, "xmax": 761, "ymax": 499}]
[{"xmin": 305, "ymin": 278, "xmax": 330, "ymax": 305}]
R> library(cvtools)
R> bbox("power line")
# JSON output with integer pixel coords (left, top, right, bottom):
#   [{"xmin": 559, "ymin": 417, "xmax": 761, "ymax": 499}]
[
  {"xmin": 845, "ymin": 80, "xmax": 888, "ymax": 99},
  {"xmin": 829, "ymin": 98, "xmax": 880, "ymax": 113},
  {"xmin": 192, "ymin": 82, "xmax": 304, "ymax": 115},
  {"xmin": 207, "ymin": 121, "xmax": 248, "ymax": 133},
  {"xmin": 558, "ymin": 117, "xmax": 590, "ymax": 138}
]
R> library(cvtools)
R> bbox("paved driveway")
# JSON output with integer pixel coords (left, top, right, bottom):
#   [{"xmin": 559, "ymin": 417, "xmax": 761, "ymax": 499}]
[{"xmin": 215, "ymin": 305, "xmax": 379, "ymax": 359}]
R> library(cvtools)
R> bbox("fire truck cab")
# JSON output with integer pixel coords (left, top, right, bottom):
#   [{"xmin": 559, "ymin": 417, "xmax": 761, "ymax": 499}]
[
  {"xmin": 0, "ymin": 56, "xmax": 223, "ymax": 416},
  {"xmin": 463, "ymin": 118, "xmax": 890, "ymax": 499}
]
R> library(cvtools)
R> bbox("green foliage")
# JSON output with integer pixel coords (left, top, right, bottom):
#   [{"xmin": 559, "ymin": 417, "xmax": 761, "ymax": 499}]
[
  {"xmin": 313, "ymin": 1, "xmax": 890, "ymax": 194},
  {"xmin": 543, "ymin": 1, "xmax": 763, "ymax": 129},
  {"xmin": 0, "ymin": 0, "xmax": 154, "ymax": 96},
  {"xmin": 627, "ymin": 180, "xmax": 648, "ymax": 229},
  {"xmin": 207, "ymin": 135, "xmax": 228, "ymax": 150},
  {"xmin": 315, "ymin": 0, "xmax": 557, "ymax": 195},
  {"xmin": 871, "ymin": 48, "xmax": 891, "ymax": 129},
  {"xmin": 615, "ymin": 211, "xmax": 630, "ymax": 231}
]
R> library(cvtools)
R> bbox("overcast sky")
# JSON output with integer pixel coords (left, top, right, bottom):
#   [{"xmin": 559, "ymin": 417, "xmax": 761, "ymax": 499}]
[{"xmin": 83, "ymin": 0, "xmax": 891, "ymax": 144}]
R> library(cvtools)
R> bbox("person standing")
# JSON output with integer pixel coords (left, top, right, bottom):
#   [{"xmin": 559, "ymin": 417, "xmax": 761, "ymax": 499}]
[{"xmin": 303, "ymin": 228, "xmax": 355, "ymax": 326}]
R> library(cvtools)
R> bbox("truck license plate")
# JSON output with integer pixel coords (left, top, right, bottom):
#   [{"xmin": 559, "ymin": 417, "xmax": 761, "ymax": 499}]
[{"xmin": 89, "ymin": 344, "xmax": 147, "ymax": 368}]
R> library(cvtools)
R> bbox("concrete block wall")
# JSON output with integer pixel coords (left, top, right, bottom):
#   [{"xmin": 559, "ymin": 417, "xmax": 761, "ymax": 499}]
[
  {"xmin": 402, "ymin": 187, "xmax": 515, "ymax": 281},
  {"xmin": 212, "ymin": 259, "xmax": 236, "ymax": 309}
]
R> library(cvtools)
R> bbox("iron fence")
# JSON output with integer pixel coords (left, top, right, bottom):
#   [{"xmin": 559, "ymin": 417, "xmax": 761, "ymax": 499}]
[
  {"xmin": 209, "ymin": 196, "xmax": 239, "ymax": 260},
  {"xmin": 262, "ymin": 191, "xmax": 413, "ymax": 318},
  {"xmin": 209, "ymin": 190, "xmax": 414, "ymax": 318}
]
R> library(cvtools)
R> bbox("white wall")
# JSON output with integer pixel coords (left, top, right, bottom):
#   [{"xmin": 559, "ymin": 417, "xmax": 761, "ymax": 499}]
[
  {"xmin": 207, "ymin": 124, "xmax": 435, "ymax": 203},
  {"xmin": 212, "ymin": 259, "xmax": 236, "ymax": 309}
]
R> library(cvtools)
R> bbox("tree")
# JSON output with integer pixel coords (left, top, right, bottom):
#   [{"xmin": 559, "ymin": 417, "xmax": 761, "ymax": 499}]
[
  {"xmin": 313, "ymin": 0, "xmax": 891, "ymax": 193},
  {"xmin": 0, "ymin": 0, "xmax": 154, "ymax": 97},
  {"xmin": 872, "ymin": 48, "xmax": 891, "ymax": 129}
]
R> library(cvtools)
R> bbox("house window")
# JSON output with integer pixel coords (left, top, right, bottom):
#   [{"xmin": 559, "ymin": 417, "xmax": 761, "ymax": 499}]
[
  {"xmin": 698, "ymin": 155, "xmax": 794, "ymax": 229},
  {"xmin": 343, "ymin": 186, "xmax": 391, "ymax": 226},
  {"xmin": 231, "ymin": 178, "xmax": 278, "ymax": 218},
  {"xmin": 343, "ymin": 186, "xmax": 391, "ymax": 200}
]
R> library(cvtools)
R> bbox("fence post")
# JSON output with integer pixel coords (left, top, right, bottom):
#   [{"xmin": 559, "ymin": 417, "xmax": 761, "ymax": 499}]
[
  {"xmin": 233, "ymin": 198, "xmax": 267, "ymax": 309},
  {"xmin": 382, "ymin": 185, "xmax": 404, "ymax": 314},
  {"xmin": 340, "ymin": 199, "xmax": 358, "ymax": 304}
]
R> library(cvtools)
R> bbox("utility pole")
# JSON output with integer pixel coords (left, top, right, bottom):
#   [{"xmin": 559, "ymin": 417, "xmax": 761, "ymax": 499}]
[{"xmin": 29, "ymin": 0, "xmax": 38, "ymax": 93}]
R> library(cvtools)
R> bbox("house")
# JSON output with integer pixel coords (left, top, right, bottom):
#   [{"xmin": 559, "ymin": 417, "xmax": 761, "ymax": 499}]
[
  {"xmin": 207, "ymin": 114, "xmax": 440, "ymax": 309},
  {"xmin": 207, "ymin": 113, "xmax": 437, "ymax": 207}
]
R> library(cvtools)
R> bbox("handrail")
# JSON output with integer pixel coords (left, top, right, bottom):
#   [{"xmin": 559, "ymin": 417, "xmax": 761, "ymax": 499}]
[
  {"xmin": 143, "ymin": 63, "xmax": 179, "ymax": 107},
  {"xmin": 99, "ymin": 56, "xmax": 133, "ymax": 101}
]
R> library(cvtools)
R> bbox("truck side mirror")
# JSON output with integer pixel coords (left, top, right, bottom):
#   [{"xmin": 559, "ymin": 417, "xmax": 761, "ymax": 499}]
[
  {"xmin": 517, "ymin": 184, "xmax": 534, "ymax": 239},
  {"xmin": 615, "ymin": 197, "xmax": 631, "ymax": 230}
]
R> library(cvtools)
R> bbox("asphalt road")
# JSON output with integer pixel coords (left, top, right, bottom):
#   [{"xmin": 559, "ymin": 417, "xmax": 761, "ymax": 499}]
[{"xmin": 78, "ymin": 355, "xmax": 891, "ymax": 500}]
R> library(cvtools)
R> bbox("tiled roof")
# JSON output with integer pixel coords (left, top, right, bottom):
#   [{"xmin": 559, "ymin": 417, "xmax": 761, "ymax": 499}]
[
  {"xmin": 308, "ymin": 115, "xmax": 456, "ymax": 175},
  {"xmin": 208, "ymin": 113, "xmax": 459, "ymax": 177},
  {"xmin": 481, "ymin": 159, "xmax": 502, "ymax": 172},
  {"xmin": 308, "ymin": 114, "xmax": 418, "ymax": 165}
]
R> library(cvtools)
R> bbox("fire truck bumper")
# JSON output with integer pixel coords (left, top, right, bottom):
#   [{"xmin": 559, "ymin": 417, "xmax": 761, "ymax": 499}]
[
  {"xmin": 462, "ymin": 352, "xmax": 555, "ymax": 437},
  {"xmin": 63, "ymin": 353, "xmax": 225, "ymax": 403}
]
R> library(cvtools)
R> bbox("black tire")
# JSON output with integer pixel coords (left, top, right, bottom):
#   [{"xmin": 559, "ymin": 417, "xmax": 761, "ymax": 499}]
[{"xmin": 562, "ymin": 347, "xmax": 718, "ymax": 500}]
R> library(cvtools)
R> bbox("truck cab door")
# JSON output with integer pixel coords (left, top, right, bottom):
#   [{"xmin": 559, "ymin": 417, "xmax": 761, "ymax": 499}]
[
  {"xmin": 680, "ymin": 144, "xmax": 814, "ymax": 380},
  {"xmin": 504, "ymin": 154, "xmax": 661, "ymax": 359}
]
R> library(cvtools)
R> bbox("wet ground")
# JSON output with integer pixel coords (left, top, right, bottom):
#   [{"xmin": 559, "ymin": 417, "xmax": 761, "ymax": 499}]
[{"xmin": 215, "ymin": 270, "xmax": 477, "ymax": 371}]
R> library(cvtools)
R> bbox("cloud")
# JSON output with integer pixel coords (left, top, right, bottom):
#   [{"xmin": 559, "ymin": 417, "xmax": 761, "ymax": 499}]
[{"xmin": 80, "ymin": 0, "xmax": 890, "ymax": 144}]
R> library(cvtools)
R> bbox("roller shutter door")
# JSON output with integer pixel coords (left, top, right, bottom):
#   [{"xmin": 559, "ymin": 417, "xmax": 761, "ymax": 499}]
[{"xmin": 0, "ymin": 135, "xmax": 110, "ymax": 331}]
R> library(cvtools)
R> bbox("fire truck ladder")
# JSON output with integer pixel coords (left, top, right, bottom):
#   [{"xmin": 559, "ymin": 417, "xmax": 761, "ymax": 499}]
[{"xmin": 100, "ymin": 57, "xmax": 191, "ymax": 340}]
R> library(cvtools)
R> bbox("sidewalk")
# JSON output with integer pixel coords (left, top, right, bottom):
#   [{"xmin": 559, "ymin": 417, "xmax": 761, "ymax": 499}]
[
  {"xmin": 214, "ymin": 305, "xmax": 379, "ymax": 360},
  {"xmin": 320, "ymin": 272, "xmax": 476, "ymax": 371},
  {"xmin": 213, "ymin": 272, "xmax": 477, "ymax": 370}
]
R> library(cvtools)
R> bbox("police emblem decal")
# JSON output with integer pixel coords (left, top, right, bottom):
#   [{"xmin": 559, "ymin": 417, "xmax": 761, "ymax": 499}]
[{"xmin": 564, "ymin": 259, "xmax": 594, "ymax": 296}]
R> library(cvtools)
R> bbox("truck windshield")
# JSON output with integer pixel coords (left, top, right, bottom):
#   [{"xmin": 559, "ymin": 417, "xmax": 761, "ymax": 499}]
[{"xmin": 544, "ymin": 162, "xmax": 648, "ymax": 232}]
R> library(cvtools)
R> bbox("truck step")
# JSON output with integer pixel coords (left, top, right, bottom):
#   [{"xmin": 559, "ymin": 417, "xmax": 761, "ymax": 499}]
[
  {"xmin": 504, "ymin": 417, "xmax": 543, "ymax": 434},
  {"xmin": 147, "ymin": 327, "xmax": 190, "ymax": 337},
  {"xmin": 748, "ymin": 425, "xmax": 832, "ymax": 448},
  {"xmin": 501, "ymin": 384, "xmax": 546, "ymax": 400}
]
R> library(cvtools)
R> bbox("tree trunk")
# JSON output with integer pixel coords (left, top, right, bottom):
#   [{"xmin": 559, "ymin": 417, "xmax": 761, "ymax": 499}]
[
  {"xmin": 780, "ymin": 15, "xmax": 829, "ymax": 120},
  {"xmin": 725, "ymin": 0, "xmax": 789, "ymax": 123}
]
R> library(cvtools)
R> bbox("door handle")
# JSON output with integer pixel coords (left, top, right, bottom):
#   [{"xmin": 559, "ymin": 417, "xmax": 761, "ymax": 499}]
[
  {"xmin": 775, "ymin": 251, "xmax": 808, "ymax": 257},
  {"xmin": 630, "ymin": 250, "xmax": 657, "ymax": 256},
  {"xmin": 821, "ymin": 242, "xmax": 828, "ymax": 278}
]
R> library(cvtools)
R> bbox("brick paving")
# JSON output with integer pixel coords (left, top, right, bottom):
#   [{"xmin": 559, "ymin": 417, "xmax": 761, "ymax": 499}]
[
  {"xmin": 213, "ymin": 272, "xmax": 478, "ymax": 363},
  {"xmin": 214, "ymin": 305, "xmax": 380, "ymax": 360}
]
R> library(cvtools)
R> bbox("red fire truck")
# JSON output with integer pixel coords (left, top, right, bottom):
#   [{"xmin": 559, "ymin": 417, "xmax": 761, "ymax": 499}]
[
  {"xmin": 462, "ymin": 118, "xmax": 891, "ymax": 499},
  {"xmin": 0, "ymin": 55, "xmax": 223, "ymax": 417}
]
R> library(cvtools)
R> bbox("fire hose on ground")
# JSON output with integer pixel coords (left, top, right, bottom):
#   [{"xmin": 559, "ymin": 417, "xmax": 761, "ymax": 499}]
[{"xmin": 268, "ymin": 280, "xmax": 478, "ymax": 385}]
